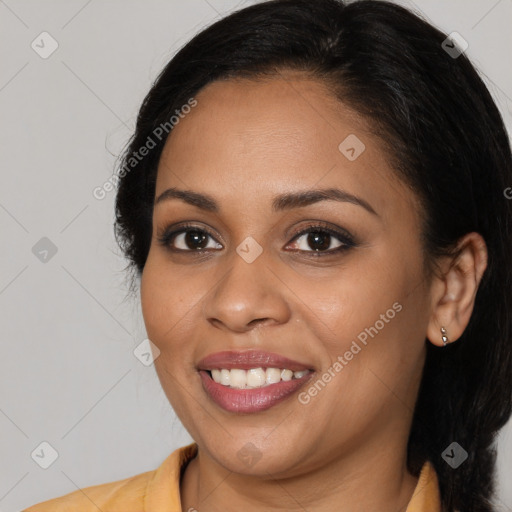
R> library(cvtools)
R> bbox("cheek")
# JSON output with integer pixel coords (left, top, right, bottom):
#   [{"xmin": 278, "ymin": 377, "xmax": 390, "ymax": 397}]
[
  {"xmin": 140, "ymin": 260, "xmax": 199, "ymax": 404},
  {"xmin": 140, "ymin": 256, "xmax": 178, "ymax": 346},
  {"xmin": 292, "ymin": 264, "xmax": 401, "ymax": 349},
  {"xmin": 296, "ymin": 252, "xmax": 425, "ymax": 381},
  {"xmin": 140, "ymin": 253, "xmax": 204, "ymax": 356}
]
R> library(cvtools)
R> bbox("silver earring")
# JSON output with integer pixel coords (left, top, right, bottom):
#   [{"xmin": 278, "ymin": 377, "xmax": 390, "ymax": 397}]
[{"xmin": 441, "ymin": 326, "xmax": 449, "ymax": 347}]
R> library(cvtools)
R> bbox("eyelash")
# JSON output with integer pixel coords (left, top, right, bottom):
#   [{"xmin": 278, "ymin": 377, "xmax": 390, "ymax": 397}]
[{"xmin": 157, "ymin": 221, "xmax": 356, "ymax": 258}]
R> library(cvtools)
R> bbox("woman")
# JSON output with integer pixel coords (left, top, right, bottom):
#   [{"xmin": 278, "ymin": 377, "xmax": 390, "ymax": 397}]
[{"xmin": 25, "ymin": 0, "xmax": 512, "ymax": 510}]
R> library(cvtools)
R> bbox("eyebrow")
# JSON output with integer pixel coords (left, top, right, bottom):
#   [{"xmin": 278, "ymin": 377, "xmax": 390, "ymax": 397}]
[{"xmin": 154, "ymin": 187, "xmax": 378, "ymax": 216}]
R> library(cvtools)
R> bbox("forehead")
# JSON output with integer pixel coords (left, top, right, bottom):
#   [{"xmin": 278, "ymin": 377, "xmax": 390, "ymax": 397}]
[{"xmin": 156, "ymin": 75, "xmax": 417, "ymax": 221}]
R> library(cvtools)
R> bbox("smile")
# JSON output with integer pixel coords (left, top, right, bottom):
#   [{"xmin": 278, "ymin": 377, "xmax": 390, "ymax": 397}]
[
  {"xmin": 199, "ymin": 370, "xmax": 313, "ymax": 413},
  {"xmin": 197, "ymin": 350, "xmax": 315, "ymax": 413}
]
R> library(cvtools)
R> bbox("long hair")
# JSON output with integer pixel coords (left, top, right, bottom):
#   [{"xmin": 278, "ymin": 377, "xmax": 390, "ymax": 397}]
[{"xmin": 114, "ymin": 1, "xmax": 512, "ymax": 509}]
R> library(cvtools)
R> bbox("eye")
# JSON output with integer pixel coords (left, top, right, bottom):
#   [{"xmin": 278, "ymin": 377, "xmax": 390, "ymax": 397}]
[
  {"xmin": 157, "ymin": 223, "xmax": 222, "ymax": 252},
  {"xmin": 286, "ymin": 222, "xmax": 356, "ymax": 256},
  {"xmin": 157, "ymin": 221, "xmax": 356, "ymax": 256}
]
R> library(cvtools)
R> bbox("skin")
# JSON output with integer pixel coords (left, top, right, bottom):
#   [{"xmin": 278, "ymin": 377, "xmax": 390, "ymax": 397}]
[{"xmin": 140, "ymin": 72, "xmax": 488, "ymax": 512}]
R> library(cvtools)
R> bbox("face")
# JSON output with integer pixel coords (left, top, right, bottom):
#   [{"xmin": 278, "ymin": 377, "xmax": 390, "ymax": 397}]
[{"xmin": 141, "ymin": 73, "xmax": 433, "ymax": 478}]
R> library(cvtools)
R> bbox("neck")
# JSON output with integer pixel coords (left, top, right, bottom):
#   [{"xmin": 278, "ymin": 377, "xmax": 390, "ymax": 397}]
[{"xmin": 180, "ymin": 438, "xmax": 419, "ymax": 512}]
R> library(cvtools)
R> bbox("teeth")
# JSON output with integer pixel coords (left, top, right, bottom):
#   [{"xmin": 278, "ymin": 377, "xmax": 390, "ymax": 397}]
[
  {"xmin": 281, "ymin": 369, "xmax": 293, "ymax": 381},
  {"xmin": 208, "ymin": 367, "xmax": 310, "ymax": 389},
  {"xmin": 230, "ymin": 369, "xmax": 247, "ymax": 388},
  {"xmin": 266, "ymin": 367, "xmax": 281, "ymax": 384},
  {"xmin": 247, "ymin": 368, "xmax": 266, "ymax": 387},
  {"xmin": 220, "ymin": 369, "xmax": 231, "ymax": 386}
]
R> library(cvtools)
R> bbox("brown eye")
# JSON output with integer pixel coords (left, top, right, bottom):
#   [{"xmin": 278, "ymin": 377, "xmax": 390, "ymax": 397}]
[
  {"xmin": 158, "ymin": 225, "xmax": 222, "ymax": 252},
  {"xmin": 158, "ymin": 222, "xmax": 356, "ymax": 257},
  {"xmin": 286, "ymin": 223, "xmax": 356, "ymax": 256},
  {"xmin": 177, "ymin": 229, "xmax": 210, "ymax": 250},
  {"xmin": 292, "ymin": 230, "xmax": 341, "ymax": 252}
]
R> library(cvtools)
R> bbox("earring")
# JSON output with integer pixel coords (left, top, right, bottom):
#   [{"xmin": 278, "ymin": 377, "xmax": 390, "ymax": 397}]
[{"xmin": 441, "ymin": 326, "xmax": 449, "ymax": 347}]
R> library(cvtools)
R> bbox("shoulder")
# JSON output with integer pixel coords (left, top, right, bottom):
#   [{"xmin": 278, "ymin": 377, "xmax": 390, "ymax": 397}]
[
  {"xmin": 22, "ymin": 469, "xmax": 154, "ymax": 512},
  {"xmin": 406, "ymin": 459, "xmax": 442, "ymax": 512},
  {"xmin": 22, "ymin": 443, "xmax": 198, "ymax": 512}
]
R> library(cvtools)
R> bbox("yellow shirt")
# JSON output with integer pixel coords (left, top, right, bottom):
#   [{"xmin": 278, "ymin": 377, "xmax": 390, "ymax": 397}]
[{"xmin": 23, "ymin": 443, "xmax": 441, "ymax": 511}]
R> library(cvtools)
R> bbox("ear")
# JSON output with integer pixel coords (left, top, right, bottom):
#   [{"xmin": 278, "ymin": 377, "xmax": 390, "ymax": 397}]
[{"xmin": 426, "ymin": 232, "xmax": 488, "ymax": 347}]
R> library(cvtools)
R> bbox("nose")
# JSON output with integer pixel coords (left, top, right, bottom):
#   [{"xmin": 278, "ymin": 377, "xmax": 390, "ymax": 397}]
[{"xmin": 201, "ymin": 253, "xmax": 291, "ymax": 334}]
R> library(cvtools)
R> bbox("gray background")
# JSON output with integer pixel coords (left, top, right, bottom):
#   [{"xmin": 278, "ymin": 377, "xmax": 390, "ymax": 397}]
[{"xmin": 0, "ymin": 0, "xmax": 511, "ymax": 510}]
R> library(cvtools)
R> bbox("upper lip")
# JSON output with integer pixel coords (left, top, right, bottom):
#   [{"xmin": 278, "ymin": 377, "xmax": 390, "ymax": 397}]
[{"xmin": 197, "ymin": 350, "xmax": 313, "ymax": 372}]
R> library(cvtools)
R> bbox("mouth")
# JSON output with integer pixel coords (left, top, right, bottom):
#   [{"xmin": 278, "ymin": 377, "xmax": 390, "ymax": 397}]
[{"xmin": 197, "ymin": 350, "xmax": 315, "ymax": 413}]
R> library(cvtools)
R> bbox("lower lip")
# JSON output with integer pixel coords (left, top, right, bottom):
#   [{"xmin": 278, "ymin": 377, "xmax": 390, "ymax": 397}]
[{"xmin": 199, "ymin": 370, "xmax": 313, "ymax": 413}]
